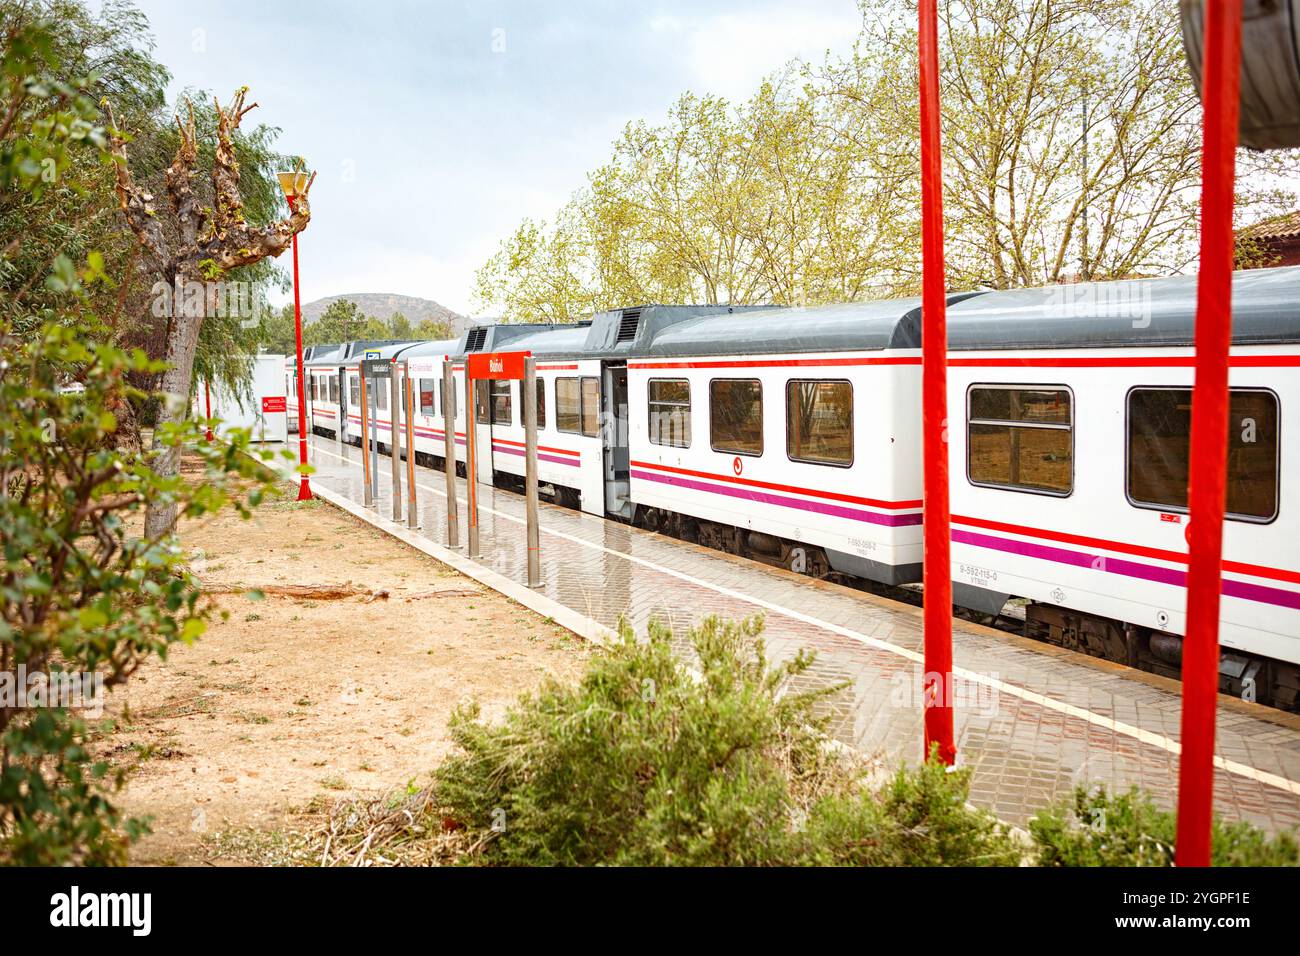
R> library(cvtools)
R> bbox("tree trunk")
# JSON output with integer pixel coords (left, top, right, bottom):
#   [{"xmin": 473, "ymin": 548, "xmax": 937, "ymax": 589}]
[{"xmin": 143, "ymin": 273, "xmax": 204, "ymax": 540}]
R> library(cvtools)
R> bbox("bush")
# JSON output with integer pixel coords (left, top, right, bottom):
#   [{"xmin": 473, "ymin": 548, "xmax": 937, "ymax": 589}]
[
  {"xmin": 320, "ymin": 616, "xmax": 1296, "ymax": 868},
  {"xmin": 0, "ymin": 321, "xmax": 284, "ymax": 865},
  {"xmin": 0, "ymin": 13, "xmax": 289, "ymax": 865},
  {"xmin": 1029, "ymin": 785, "xmax": 1299, "ymax": 867},
  {"xmin": 431, "ymin": 615, "xmax": 1020, "ymax": 866}
]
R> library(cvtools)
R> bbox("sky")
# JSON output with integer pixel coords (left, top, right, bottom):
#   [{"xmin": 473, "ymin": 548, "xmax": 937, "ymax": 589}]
[{"xmin": 121, "ymin": 0, "xmax": 865, "ymax": 316}]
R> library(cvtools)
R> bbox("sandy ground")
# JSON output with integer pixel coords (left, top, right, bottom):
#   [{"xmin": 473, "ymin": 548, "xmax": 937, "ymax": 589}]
[{"xmin": 106, "ymin": 483, "xmax": 586, "ymax": 865}]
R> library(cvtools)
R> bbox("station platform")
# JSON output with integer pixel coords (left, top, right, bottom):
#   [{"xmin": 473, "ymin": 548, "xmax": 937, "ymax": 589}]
[{"xmin": 278, "ymin": 431, "xmax": 1300, "ymax": 831}]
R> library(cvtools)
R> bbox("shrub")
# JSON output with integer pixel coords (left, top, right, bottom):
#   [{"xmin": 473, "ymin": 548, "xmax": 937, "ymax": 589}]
[
  {"xmin": 431, "ymin": 615, "xmax": 1020, "ymax": 867},
  {"xmin": 1029, "ymin": 785, "xmax": 1298, "ymax": 867},
  {"xmin": 0, "ymin": 321, "xmax": 284, "ymax": 865},
  {"xmin": 801, "ymin": 756, "xmax": 1021, "ymax": 866}
]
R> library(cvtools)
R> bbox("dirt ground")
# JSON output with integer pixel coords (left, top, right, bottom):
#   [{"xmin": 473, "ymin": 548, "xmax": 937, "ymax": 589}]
[{"xmin": 106, "ymin": 483, "xmax": 587, "ymax": 865}]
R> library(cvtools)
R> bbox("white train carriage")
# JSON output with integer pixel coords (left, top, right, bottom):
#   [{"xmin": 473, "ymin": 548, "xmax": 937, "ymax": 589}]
[
  {"xmin": 625, "ymin": 299, "xmax": 945, "ymax": 585},
  {"xmin": 285, "ymin": 344, "xmax": 342, "ymax": 433},
  {"xmin": 452, "ymin": 324, "xmax": 575, "ymax": 487},
  {"xmin": 390, "ymin": 336, "xmax": 467, "ymax": 467},
  {"xmin": 300, "ymin": 340, "xmax": 415, "ymax": 444},
  {"xmin": 943, "ymin": 267, "xmax": 1300, "ymax": 706},
  {"xmin": 478, "ymin": 307, "xmax": 758, "ymax": 516},
  {"xmin": 464, "ymin": 323, "xmax": 598, "ymax": 510},
  {"xmin": 303, "ymin": 345, "xmax": 342, "ymax": 435}
]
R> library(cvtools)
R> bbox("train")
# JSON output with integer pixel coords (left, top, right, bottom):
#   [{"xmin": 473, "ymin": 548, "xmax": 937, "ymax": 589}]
[{"xmin": 284, "ymin": 267, "xmax": 1300, "ymax": 710}]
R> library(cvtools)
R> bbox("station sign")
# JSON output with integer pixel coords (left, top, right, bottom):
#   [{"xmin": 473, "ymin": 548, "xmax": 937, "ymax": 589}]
[
  {"xmin": 406, "ymin": 357, "xmax": 444, "ymax": 375},
  {"xmin": 364, "ymin": 350, "xmax": 381, "ymax": 360},
  {"xmin": 261, "ymin": 395, "xmax": 287, "ymax": 413},
  {"xmin": 361, "ymin": 358, "xmax": 392, "ymax": 378},
  {"xmin": 467, "ymin": 351, "xmax": 529, "ymax": 381}
]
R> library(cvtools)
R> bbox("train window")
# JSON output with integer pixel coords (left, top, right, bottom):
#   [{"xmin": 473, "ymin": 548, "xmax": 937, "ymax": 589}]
[
  {"xmin": 710, "ymin": 379, "xmax": 763, "ymax": 456},
  {"xmin": 377, "ymin": 381, "xmax": 388, "ymax": 412},
  {"xmin": 787, "ymin": 380, "xmax": 852, "ymax": 467},
  {"xmin": 1127, "ymin": 387, "xmax": 1278, "ymax": 522},
  {"xmin": 581, "ymin": 376, "xmax": 600, "ymax": 437},
  {"xmin": 329, "ymin": 375, "xmax": 339, "ymax": 404},
  {"xmin": 556, "ymin": 378, "xmax": 580, "ymax": 433},
  {"xmin": 535, "ymin": 377, "xmax": 546, "ymax": 430},
  {"xmin": 648, "ymin": 379, "xmax": 691, "ymax": 448},
  {"xmin": 419, "ymin": 379, "xmax": 436, "ymax": 417},
  {"xmin": 349, "ymin": 374, "xmax": 360, "ymax": 408},
  {"xmin": 967, "ymin": 385, "xmax": 1072, "ymax": 495},
  {"xmin": 490, "ymin": 379, "xmax": 512, "ymax": 425}
]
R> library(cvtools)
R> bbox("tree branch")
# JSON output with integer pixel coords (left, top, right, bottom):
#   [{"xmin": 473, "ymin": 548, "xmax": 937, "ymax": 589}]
[
  {"xmin": 165, "ymin": 99, "xmax": 205, "ymax": 255},
  {"xmin": 209, "ymin": 88, "xmax": 259, "ymax": 242},
  {"xmin": 105, "ymin": 102, "xmax": 170, "ymax": 275}
]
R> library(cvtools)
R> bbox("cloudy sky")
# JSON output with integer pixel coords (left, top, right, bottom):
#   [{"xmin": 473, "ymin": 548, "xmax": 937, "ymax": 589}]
[{"xmin": 125, "ymin": 0, "xmax": 864, "ymax": 316}]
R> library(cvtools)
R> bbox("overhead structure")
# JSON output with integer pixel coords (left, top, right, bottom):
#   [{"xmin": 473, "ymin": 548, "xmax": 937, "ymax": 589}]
[{"xmin": 1180, "ymin": 0, "xmax": 1300, "ymax": 149}]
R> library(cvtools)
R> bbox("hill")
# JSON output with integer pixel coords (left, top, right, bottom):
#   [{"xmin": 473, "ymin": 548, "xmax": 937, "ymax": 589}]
[{"xmin": 300, "ymin": 293, "xmax": 470, "ymax": 335}]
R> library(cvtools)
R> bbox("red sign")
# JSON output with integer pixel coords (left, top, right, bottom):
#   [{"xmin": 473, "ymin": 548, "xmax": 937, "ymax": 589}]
[
  {"xmin": 467, "ymin": 351, "xmax": 529, "ymax": 381},
  {"xmin": 262, "ymin": 395, "xmax": 287, "ymax": 413}
]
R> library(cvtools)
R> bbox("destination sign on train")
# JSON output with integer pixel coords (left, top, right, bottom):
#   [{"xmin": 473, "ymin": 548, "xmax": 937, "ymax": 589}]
[{"xmin": 467, "ymin": 351, "xmax": 529, "ymax": 380}]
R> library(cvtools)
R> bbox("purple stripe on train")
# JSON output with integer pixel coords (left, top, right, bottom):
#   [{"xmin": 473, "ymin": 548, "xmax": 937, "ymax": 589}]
[
  {"xmin": 493, "ymin": 444, "xmax": 579, "ymax": 467},
  {"xmin": 630, "ymin": 468, "xmax": 922, "ymax": 528},
  {"xmin": 953, "ymin": 528, "xmax": 1300, "ymax": 612}
]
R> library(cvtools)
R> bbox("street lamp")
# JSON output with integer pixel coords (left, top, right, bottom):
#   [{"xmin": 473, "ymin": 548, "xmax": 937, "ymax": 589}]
[{"xmin": 277, "ymin": 167, "xmax": 314, "ymax": 501}]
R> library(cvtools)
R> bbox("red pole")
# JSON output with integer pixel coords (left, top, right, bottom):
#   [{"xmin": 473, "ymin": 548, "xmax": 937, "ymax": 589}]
[
  {"xmin": 288, "ymin": 194, "xmax": 313, "ymax": 501},
  {"xmin": 918, "ymin": 0, "xmax": 954, "ymax": 765},
  {"xmin": 203, "ymin": 378, "xmax": 214, "ymax": 442},
  {"xmin": 1176, "ymin": 0, "xmax": 1242, "ymax": 868}
]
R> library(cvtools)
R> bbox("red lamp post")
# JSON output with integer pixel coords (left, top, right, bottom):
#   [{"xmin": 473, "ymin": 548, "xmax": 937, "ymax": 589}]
[{"xmin": 278, "ymin": 169, "xmax": 314, "ymax": 501}]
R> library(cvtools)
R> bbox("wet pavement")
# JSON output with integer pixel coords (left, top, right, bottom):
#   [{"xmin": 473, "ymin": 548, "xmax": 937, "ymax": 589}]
[{"xmin": 276, "ymin": 431, "xmax": 1300, "ymax": 831}]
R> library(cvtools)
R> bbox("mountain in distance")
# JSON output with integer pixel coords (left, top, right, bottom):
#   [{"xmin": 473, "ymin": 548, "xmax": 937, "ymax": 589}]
[{"xmin": 300, "ymin": 293, "xmax": 471, "ymax": 336}]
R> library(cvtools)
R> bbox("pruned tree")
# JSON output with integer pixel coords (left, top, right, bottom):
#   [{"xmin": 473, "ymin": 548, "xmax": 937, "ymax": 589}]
[{"xmin": 109, "ymin": 87, "xmax": 314, "ymax": 537}]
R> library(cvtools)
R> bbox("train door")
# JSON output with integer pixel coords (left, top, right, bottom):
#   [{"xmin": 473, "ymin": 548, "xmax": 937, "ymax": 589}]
[
  {"xmin": 603, "ymin": 362, "xmax": 631, "ymax": 518},
  {"xmin": 337, "ymin": 367, "xmax": 349, "ymax": 442},
  {"xmin": 473, "ymin": 379, "xmax": 493, "ymax": 484}
]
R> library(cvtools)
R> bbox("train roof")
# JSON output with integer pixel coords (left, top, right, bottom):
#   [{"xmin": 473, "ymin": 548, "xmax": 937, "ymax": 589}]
[
  {"xmin": 295, "ymin": 269, "xmax": 1300, "ymax": 370},
  {"xmin": 942, "ymin": 266, "xmax": 1300, "ymax": 349},
  {"xmin": 302, "ymin": 346, "xmax": 342, "ymax": 367},
  {"xmin": 645, "ymin": 298, "xmax": 928, "ymax": 356},
  {"xmin": 460, "ymin": 323, "xmax": 566, "ymax": 356},
  {"xmin": 484, "ymin": 305, "xmax": 774, "ymax": 361},
  {"xmin": 585, "ymin": 305, "xmax": 772, "ymax": 357},
  {"xmin": 395, "ymin": 337, "xmax": 465, "ymax": 360},
  {"xmin": 492, "ymin": 324, "xmax": 591, "ymax": 358},
  {"xmin": 302, "ymin": 340, "xmax": 421, "ymax": 366}
]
